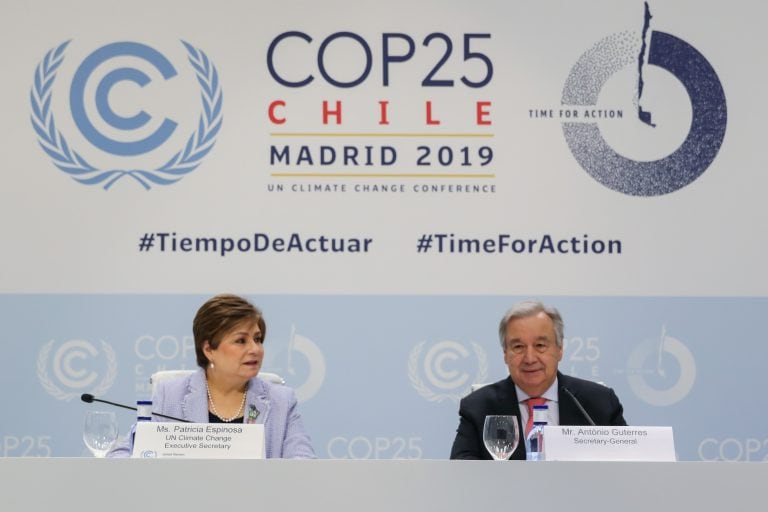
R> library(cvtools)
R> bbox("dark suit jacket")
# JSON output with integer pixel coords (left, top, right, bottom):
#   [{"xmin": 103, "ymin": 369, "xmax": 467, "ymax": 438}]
[{"xmin": 450, "ymin": 372, "xmax": 627, "ymax": 459}]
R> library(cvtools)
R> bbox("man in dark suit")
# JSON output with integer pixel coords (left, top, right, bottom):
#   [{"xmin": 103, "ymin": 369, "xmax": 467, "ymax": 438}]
[{"xmin": 450, "ymin": 300, "xmax": 626, "ymax": 460}]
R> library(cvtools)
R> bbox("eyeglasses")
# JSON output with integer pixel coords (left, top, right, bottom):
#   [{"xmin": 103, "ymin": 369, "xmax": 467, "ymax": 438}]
[{"xmin": 505, "ymin": 340, "xmax": 556, "ymax": 355}]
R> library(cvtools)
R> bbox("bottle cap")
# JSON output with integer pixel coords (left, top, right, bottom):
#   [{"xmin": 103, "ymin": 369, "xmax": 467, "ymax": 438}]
[
  {"xmin": 532, "ymin": 404, "xmax": 549, "ymax": 423},
  {"xmin": 136, "ymin": 400, "xmax": 152, "ymax": 418}
]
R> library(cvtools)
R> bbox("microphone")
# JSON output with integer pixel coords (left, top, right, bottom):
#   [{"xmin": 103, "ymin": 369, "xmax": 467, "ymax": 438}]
[
  {"xmin": 81, "ymin": 393, "xmax": 190, "ymax": 423},
  {"xmin": 562, "ymin": 387, "xmax": 596, "ymax": 426}
]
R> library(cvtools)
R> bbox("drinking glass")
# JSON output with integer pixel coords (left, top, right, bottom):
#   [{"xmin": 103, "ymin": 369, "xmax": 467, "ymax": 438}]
[
  {"xmin": 83, "ymin": 411, "xmax": 118, "ymax": 457},
  {"xmin": 482, "ymin": 415, "xmax": 519, "ymax": 460}
]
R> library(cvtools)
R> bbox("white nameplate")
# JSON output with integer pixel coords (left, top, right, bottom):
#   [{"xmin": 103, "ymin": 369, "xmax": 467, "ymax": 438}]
[
  {"xmin": 131, "ymin": 422, "xmax": 265, "ymax": 459},
  {"xmin": 543, "ymin": 426, "xmax": 675, "ymax": 461}
]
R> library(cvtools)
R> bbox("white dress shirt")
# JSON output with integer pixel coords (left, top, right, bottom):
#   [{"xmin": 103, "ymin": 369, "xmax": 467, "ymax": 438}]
[{"xmin": 516, "ymin": 377, "xmax": 560, "ymax": 428}]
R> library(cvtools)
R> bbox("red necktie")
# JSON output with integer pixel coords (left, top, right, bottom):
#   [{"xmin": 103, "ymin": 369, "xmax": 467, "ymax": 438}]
[{"xmin": 525, "ymin": 397, "xmax": 548, "ymax": 436}]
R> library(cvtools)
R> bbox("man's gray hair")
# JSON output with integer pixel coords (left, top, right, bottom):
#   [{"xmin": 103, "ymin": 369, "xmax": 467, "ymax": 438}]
[{"xmin": 498, "ymin": 300, "xmax": 564, "ymax": 349}]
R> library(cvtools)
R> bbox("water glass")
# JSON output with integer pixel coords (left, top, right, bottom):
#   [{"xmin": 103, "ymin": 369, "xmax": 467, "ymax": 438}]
[
  {"xmin": 83, "ymin": 411, "xmax": 118, "ymax": 457},
  {"xmin": 482, "ymin": 415, "xmax": 520, "ymax": 460}
]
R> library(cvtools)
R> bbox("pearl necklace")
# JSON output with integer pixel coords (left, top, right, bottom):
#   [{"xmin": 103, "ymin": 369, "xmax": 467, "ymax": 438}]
[{"xmin": 206, "ymin": 383, "xmax": 247, "ymax": 422}]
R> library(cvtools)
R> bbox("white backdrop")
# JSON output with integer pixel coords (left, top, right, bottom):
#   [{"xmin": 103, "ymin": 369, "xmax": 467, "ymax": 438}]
[{"xmin": 1, "ymin": 0, "xmax": 767, "ymax": 460}]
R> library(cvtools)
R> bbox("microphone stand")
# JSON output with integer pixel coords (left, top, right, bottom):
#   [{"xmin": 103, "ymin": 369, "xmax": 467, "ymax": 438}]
[{"xmin": 81, "ymin": 394, "xmax": 190, "ymax": 423}]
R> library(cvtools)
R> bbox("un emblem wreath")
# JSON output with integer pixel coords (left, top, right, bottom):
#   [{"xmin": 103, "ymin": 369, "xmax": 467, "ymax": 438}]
[
  {"xmin": 408, "ymin": 341, "xmax": 488, "ymax": 403},
  {"xmin": 30, "ymin": 41, "xmax": 223, "ymax": 190},
  {"xmin": 37, "ymin": 339, "xmax": 118, "ymax": 401}
]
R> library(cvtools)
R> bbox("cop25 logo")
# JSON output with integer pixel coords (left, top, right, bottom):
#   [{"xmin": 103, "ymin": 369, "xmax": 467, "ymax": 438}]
[
  {"xmin": 562, "ymin": 3, "xmax": 726, "ymax": 196},
  {"xmin": 30, "ymin": 41, "xmax": 223, "ymax": 189}
]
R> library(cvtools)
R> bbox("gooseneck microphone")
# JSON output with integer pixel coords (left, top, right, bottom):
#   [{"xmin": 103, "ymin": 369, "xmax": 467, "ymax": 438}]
[
  {"xmin": 81, "ymin": 393, "xmax": 190, "ymax": 423},
  {"xmin": 562, "ymin": 387, "xmax": 596, "ymax": 426}
]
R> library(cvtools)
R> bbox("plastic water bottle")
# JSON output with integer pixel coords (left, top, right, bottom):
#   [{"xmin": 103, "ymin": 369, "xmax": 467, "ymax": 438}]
[{"xmin": 525, "ymin": 404, "xmax": 548, "ymax": 461}]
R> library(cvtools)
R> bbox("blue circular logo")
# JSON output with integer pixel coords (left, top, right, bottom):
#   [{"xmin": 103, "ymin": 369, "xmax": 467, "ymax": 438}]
[
  {"xmin": 30, "ymin": 41, "xmax": 223, "ymax": 189},
  {"xmin": 561, "ymin": 13, "xmax": 726, "ymax": 196}
]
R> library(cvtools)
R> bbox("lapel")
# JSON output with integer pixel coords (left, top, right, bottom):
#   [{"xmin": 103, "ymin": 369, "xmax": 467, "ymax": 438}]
[
  {"xmin": 556, "ymin": 372, "xmax": 584, "ymax": 425},
  {"xmin": 496, "ymin": 376, "xmax": 521, "ymax": 414},
  {"xmin": 245, "ymin": 378, "xmax": 271, "ymax": 424},
  {"xmin": 182, "ymin": 370, "xmax": 272, "ymax": 424},
  {"xmin": 182, "ymin": 369, "xmax": 209, "ymax": 422}
]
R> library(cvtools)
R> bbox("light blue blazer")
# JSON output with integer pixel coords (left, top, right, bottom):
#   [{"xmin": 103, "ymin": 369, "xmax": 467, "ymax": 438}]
[{"xmin": 108, "ymin": 369, "xmax": 316, "ymax": 458}]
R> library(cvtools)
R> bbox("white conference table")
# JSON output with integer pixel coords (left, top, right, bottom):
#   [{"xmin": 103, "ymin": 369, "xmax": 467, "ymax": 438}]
[{"xmin": 2, "ymin": 458, "xmax": 766, "ymax": 511}]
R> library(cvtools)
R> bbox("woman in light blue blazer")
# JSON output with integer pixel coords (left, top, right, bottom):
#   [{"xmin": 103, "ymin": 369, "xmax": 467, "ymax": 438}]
[{"xmin": 109, "ymin": 294, "xmax": 315, "ymax": 458}]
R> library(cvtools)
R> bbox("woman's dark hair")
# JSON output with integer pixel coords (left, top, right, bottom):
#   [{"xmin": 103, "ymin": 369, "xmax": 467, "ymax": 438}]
[{"xmin": 192, "ymin": 294, "xmax": 266, "ymax": 368}]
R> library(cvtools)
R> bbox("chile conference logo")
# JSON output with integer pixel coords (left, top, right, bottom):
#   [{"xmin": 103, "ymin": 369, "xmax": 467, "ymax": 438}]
[
  {"xmin": 560, "ymin": 3, "xmax": 726, "ymax": 196},
  {"xmin": 30, "ymin": 40, "xmax": 223, "ymax": 189},
  {"xmin": 626, "ymin": 325, "xmax": 696, "ymax": 407},
  {"xmin": 268, "ymin": 325, "xmax": 327, "ymax": 403}
]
